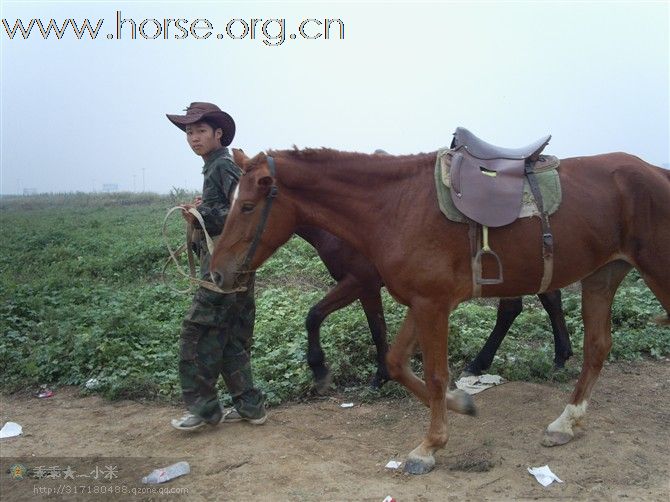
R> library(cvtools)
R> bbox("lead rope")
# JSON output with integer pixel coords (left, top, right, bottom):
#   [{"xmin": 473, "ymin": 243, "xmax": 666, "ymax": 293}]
[{"xmin": 161, "ymin": 206, "xmax": 246, "ymax": 294}]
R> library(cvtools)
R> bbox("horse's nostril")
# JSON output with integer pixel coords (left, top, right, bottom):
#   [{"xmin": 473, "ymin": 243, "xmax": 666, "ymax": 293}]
[{"xmin": 211, "ymin": 271, "xmax": 223, "ymax": 287}]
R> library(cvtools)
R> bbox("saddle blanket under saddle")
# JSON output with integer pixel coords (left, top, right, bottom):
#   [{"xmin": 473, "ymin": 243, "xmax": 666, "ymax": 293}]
[{"xmin": 434, "ymin": 147, "xmax": 562, "ymax": 224}]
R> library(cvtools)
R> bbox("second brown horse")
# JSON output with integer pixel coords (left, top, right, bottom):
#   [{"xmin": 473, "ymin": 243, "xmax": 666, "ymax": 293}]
[{"xmin": 297, "ymin": 225, "xmax": 571, "ymax": 393}]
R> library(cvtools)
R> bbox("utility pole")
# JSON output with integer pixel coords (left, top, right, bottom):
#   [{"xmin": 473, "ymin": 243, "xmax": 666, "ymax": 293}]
[
  {"xmin": 142, "ymin": 168, "xmax": 146, "ymax": 192},
  {"xmin": 133, "ymin": 174, "xmax": 137, "ymax": 192}
]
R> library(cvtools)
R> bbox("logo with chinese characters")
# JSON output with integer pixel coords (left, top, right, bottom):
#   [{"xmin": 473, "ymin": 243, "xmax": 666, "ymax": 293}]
[{"xmin": 9, "ymin": 463, "xmax": 27, "ymax": 480}]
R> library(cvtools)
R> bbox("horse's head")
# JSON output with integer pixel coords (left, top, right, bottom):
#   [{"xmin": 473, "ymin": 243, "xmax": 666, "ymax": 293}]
[{"xmin": 210, "ymin": 149, "xmax": 296, "ymax": 291}]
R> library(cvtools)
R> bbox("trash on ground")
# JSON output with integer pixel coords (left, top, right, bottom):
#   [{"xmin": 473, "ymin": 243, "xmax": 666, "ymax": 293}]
[
  {"xmin": 0, "ymin": 422, "xmax": 23, "ymax": 439},
  {"xmin": 36, "ymin": 388, "xmax": 54, "ymax": 399},
  {"xmin": 527, "ymin": 465, "xmax": 563, "ymax": 486},
  {"xmin": 85, "ymin": 378, "xmax": 99, "ymax": 390},
  {"xmin": 340, "ymin": 402, "xmax": 354, "ymax": 408},
  {"xmin": 455, "ymin": 374, "xmax": 504, "ymax": 395},
  {"xmin": 382, "ymin": 496, "xmax": 397, "ymax": 502},
  {"xmin": 142, "ymin": 461, "xmax": 190, "ymax": 484},
  {"xmin": 385, "ymin": 460, "xmax": 402, "ymax": 469}
]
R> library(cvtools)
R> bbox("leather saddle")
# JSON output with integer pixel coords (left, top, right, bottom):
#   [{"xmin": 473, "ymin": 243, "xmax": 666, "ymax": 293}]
[
  {"xmin": 448, "ymin": 127, "xmax": 553, "ymax": 289},
  {"xmin": 450, "ymin": 127, "xmax": 551, "ymax": 228}
]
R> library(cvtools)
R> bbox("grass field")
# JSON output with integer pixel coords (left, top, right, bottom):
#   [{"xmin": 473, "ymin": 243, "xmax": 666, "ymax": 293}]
[{"xmin": 1, "ymin": 192, "xmax": 668, "ymax": 405}]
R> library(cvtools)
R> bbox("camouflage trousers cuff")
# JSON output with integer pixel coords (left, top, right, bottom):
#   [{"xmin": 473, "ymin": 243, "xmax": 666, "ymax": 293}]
[{"xmin": 232, "ymin": 388, "xmax": 266, "ymax": 419}]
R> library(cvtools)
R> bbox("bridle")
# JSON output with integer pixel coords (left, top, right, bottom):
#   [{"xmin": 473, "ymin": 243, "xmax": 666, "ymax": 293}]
[{"xmin": 234, "ymin": 154, "xmax": 279, "ymax": 288}]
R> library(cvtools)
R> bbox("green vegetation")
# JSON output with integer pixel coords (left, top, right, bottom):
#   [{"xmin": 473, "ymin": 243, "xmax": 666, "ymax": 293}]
[{"xmin": 1, "ymin": 193, "xmax": 668, "ymax": 405}]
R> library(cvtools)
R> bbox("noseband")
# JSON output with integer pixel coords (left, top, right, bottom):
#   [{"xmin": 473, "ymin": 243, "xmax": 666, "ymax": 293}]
[{"xmin": 235, "ymin": 155, "xmax": 279, "ymax": 287}]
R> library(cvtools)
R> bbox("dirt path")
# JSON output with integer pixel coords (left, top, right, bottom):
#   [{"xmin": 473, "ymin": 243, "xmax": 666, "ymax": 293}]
[{"xmin": 2, "ymin": 360, "xmax": 669, "ymax": 501}]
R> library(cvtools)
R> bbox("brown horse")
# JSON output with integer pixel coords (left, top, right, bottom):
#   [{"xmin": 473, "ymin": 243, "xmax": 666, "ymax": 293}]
[
  {"xmin": 211, "ymin": 147, "xmax": 670, "ymax": 474},
  {"xmin": 297, "ymin": 224, "xmax": 572, "ymax": 392}
]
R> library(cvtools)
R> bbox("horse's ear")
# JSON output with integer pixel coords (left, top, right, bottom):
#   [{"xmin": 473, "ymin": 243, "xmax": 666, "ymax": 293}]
[
  {"xmin": 232, "ymin": 148, "xmax": 250, "ymax": 170},
  {"xmin": 258, "ymin": 176, "xmax": 273, "ymax": 188}
]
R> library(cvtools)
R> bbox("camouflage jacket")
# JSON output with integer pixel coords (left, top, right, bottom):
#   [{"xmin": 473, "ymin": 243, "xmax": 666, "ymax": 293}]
[{"xmin": 198, "ymin": 147, "xmax": 241, "ymax": 236}]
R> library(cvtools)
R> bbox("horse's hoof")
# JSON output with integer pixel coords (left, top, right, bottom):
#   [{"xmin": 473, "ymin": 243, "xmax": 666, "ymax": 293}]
[
  {"xmin": 541, "ymin": 430, "xmax": 573, "ymax": 447},
  {"xmin": 313, "ymin": 372, "xmax": 333, "ymax": 395},
  {"xmin": 459, "ymin": 364, "xmax": 482, "ymax": 378},
  {"xmin": 403, "ymin": 456, "xmax": 435, "ymax": 475},
  {"xmin": 462, "ymin": 393, "xmax": 477, "ymax": 417},
  {"xmin": 553, "ymin": 360, "xmax": 566, "ymax": 370},
  {"xmin": 456, "ymin": 390, "xmax": 478, "ymax": 416},
  {"xmin": 370, "ymin": 374, "xmax": 389, "ymax": 390},
  {"xmin": 448, "ymin": 389, "xmax": 478, "ymax": 417}
]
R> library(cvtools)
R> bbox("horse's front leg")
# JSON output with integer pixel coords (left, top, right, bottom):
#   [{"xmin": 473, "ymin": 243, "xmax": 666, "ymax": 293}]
[
  {"xmin": 359, "ymin": 289, "xmax": 390, "ymax": 388},
  {"xmin": 386, "ymin": 308, "xmax": 476, "ymax": 412},
  {"xmin": 402, "ymin": 300, "xmax": 453, "ymax": 475},
  {"xmin": 385, "ymin": 308, "xmax": 426, "ymax": 401},
  {"xmin": 305, "ymin": 274, "xmax": 362, "ymax": 393}
]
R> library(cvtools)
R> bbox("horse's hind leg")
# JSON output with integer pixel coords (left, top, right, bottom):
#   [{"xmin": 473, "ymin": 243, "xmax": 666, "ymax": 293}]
[
  {"xmin": 538, "ymin": 289, "xmax": 573, "ymax": 368},
  {"xmin": 305, "ymin": 274, "xmax": 362, "ymax": 393},
  {"xmin": 359, "ymin": 289, "xmax": 390, "ymax": 388},
  {"xmin": 632, "ymin": 246, "xmax": 670, "ymax": 325},
  {"xmin": 462, "ymin": 297, "xmax": 522, "ymax": 376},
  {"xmin": 543, "ymin": 260, "xmax": 632, "ymax": 446},
  {"xmin": 638, "ymin": 271, "xmax": 670, "ymax": 326},
  {"xmin": 621, "ymin": 167, "xmax": 670, "ymax": 324}
]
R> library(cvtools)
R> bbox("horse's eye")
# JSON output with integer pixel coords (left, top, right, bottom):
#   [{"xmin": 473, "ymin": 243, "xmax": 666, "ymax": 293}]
[{"xmin": 241, "ymin": 202, "xmax": 256, "ymax": 214}]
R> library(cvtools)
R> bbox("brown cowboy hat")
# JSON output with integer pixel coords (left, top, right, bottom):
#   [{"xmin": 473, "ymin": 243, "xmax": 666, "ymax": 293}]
[{"xmin": 166, "ymin": 102, "xmax": 236, "ymax": 146}]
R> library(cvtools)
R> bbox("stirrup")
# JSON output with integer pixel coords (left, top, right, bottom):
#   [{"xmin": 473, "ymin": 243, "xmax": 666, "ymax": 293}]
[{"xmin": 474, "ymin": 226, "xmax": 503, "ymax": 285}]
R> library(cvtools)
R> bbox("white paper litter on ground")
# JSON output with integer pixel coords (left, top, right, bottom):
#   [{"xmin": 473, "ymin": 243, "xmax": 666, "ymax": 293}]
[
  {"xmin": 527, "ymin": 465, "xmax": 563, "ymax": 486},
  {"xmin": 455, "ymin": 374, "xmax": 504, "ymax": 395},
  {"xmin": 0, "ymin": 422, "xmax": 23, "ymax": 439},
  {"xmin": 340, "ymin": 402, "xmax": 354, "ymax": 408},
  {"xmin": 85, "ymin": 378, "xmax": 99, "ymax": 389},
  {"xmin": 385, "ymin": 460, "xmax": 402, "ymax": 469}
]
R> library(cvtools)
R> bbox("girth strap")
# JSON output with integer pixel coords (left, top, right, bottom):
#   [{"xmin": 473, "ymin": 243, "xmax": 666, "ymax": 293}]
[{"xmin": 524, "ymin": 160, "xmax": 554, "ymax": 293}]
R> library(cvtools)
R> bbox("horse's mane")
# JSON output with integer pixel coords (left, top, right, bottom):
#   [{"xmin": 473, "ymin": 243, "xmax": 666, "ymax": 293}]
[
  {"xmin": 271, "ymin": 147, "xmax": 369, "ymax": 163},
  {"xmin": 243, "ymin": 146, "xmax": 435, "ymax": 175},
  {"xmin": 268, "ymin": 146, "xmax": 434, "ymax": 164}
]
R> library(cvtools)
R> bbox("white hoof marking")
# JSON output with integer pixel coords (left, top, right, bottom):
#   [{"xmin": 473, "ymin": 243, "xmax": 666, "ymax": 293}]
[{"xmin": 547, "ymin": 401, "xmax": 588, "ymax": 436}]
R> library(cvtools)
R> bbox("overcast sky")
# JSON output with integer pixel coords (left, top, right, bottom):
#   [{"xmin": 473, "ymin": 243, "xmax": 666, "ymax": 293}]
[{"xmin": 1, "ymin": 1, "xmax": 668, "ymax": 194}]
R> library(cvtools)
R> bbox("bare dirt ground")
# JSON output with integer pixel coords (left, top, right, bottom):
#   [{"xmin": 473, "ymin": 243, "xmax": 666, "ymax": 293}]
[{"xmin": 2, "ymin": 359, "xmax": 669, "ymax": 501}]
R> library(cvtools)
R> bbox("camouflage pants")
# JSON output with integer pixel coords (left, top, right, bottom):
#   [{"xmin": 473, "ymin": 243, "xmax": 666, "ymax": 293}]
[{"xmin": 179, "ymin": 243, "xmax": 264, "ymax": 421}]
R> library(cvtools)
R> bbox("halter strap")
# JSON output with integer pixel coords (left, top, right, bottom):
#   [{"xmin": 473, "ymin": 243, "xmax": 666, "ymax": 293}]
[{"xmin": 239, "ymin": 155, "xmax": 279, "ymax": 274}]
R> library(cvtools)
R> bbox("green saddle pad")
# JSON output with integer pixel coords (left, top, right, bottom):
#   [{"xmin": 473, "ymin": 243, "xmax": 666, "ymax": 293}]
[{"xmin": 434, "ymin": 148, "xmax": 562, "ymax": 224}]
